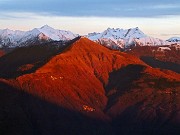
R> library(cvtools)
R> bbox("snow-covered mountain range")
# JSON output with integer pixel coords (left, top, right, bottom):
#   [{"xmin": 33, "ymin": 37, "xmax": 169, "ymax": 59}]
[
  {"xmin": 167, "ymin": 37, "xmax": 180, "ymax": 43},
  {"xmin": 0, "ymin": 25, "xmax": 178, "ymax": 49},
  {"xmin": 87, "ymin": 27, "xmax": 170, "ymax": 50},
  {"xmin": 0, "ymin": 25, "xmax": 78, "ymax": 48}
]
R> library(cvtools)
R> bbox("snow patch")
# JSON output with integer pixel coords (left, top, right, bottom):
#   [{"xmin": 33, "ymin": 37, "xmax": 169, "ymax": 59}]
[{"xmin": 157, "ymin": 47, "xmax": 171, "ymax": 52}]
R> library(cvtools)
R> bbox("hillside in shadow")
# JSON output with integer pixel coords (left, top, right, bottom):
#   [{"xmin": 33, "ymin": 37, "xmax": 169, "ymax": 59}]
[
  {"xmin": 0, "ymin": 81, "xmax": 113, "ymax": 135},
  {"xmin": 105, "ymin": 64, "xmax": 145, "ymax": 110},
  {"xmin": 141, "ymin": 56, "xmax": 180, "ymax": 73},
  {"xmin": 112, "ymin": 100, "xmax": 180, "ymax": 135}
]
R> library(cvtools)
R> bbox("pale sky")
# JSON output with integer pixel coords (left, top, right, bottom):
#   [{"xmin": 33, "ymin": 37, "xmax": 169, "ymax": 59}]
[{"xmin": 0, "ymin": 0, "xmax": 180, "ymax": 39}]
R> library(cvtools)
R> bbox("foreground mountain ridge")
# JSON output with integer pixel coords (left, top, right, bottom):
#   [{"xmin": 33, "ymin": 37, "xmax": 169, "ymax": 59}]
[{"xmin": 0, "ymin": 37, "xmax": 179, "ymax": 135}]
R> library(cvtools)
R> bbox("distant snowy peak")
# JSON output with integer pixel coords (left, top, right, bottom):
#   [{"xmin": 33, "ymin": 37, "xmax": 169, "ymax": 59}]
[
  {"xmin": 0, "ymin": 29, "xmax": 25, "ymax": 48},
  {"xmin": 22, "ymin": 25, "xmax": 78, "ymax": 42},
  {"xmin": 0, "ymin": 29, "xmax": 25, "ymax": 40},
  {"xmin": 123, "ymin": 27, "xmax": 146, "ymax": 39},
  {"xmin": 87, "ymin": 27, "xmax": 147, "ymax": 49},
  {"xmin": 88, "ymin": 27, "xmax": 146, "ymax": 41},
  {"xmin": 0, "ymin": 25, "xmax": 78, "ymax": 48},
  {"xmin": 87, "ymin": 27, "xmax": 170, "ymax": 49},
  {"xmin": 37, "ymin": 25, "xmax": 78, "ymax": 41},
  {"xmin": 167, "ymin": 37, "xmax": 180, "ymax": 42}
]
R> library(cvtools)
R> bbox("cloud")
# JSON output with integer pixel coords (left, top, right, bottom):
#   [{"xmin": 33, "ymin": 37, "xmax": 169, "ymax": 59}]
[
  {"xmin": 0, "ymin": 12, "xmax": 50, "ymax": 20},
  {"xmin": 0, "ymin": 0, "xmax": 180, "ymax": 17},
  {"xmin": 153, "ymin": 4, "xmax": 180, "ymax": 9}
]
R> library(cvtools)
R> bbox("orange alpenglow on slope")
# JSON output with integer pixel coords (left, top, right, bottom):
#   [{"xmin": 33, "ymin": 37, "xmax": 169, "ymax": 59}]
[
  {"xmin": 0, "ymin": 50, "xmax": 5, "ymax": 57},
  {"xmin": 15, "ymin": 37, "xmax": 179, "ymax": 115},
  {"xmin": 0, "ymin": 37, "xmax": 179, "ymax": 135}
]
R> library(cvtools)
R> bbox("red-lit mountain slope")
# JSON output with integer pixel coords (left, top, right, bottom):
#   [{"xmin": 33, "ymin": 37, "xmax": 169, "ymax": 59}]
[
  {"xmin": 0, "ymin": 49, "xmax": 4, "ymax": 57},
  {"xmin": 16, "ymin": 37, "xmax": 147, "ymax": 119},
  {"xmin": 0, "ymin": 37, "xmax": 180, "ymax": 135}
]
